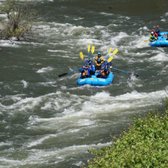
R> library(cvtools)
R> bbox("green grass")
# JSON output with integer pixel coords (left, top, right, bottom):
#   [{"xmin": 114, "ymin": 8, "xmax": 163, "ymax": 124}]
[{"xmin": 85, "ymin": 102, "xmax": 168, "ymax": 168}]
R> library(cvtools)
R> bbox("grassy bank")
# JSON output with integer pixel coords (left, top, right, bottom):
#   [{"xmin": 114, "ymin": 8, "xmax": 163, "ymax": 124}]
[{"xmin": 85, "ymin": 102, "xmax": 168, "ymax": 168}]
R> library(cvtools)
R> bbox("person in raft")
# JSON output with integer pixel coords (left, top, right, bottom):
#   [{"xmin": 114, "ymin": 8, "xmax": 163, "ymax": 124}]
[
  {"xmin": 79, "ymin": 59, "xmax": 95, "ymax": 78},
  {"xmin": 96, "ymin": 61, "xmax": 111, "ymax": 78},
  {"xmin": 153, "ymin": 25, "xmax": 160, "ymax": 36},
  {"xmin": 149, "ymin": 31, "xmax": 158, "ymax": 42},
  {"xmin": 94, "ymin": 51, "xmax": 105, "ymax": 70}
]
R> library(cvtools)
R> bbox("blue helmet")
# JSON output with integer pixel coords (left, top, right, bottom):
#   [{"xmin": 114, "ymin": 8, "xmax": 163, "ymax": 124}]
[{"xmin": 98, "ymin": 51, "xmax": 101, "ymax": 56}]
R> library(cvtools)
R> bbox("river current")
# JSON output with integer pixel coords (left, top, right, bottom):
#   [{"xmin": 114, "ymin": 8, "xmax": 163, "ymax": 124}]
[{"xmin": 0, "ymin": 0, "xmax": 168, "ymax": 167}]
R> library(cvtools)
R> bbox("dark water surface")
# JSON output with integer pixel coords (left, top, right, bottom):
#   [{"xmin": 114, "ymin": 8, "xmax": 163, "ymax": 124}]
[{"xmin": 0, "ymin": 0, "xmax": 168, "ymax": 167}]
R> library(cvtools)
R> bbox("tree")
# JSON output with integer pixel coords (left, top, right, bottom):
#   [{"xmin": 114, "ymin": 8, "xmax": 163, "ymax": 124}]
[{"xmin": 0, "ymin": 0, "xmax": 35, "ymax": 40}]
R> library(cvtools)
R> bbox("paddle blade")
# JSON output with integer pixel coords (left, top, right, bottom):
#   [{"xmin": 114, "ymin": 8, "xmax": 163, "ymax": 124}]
[
  {"xmin": 112, "ymin": 48, "xmax": 118, "ymax": 55},
  {"xmin": 58, "ymin": 72, "xmax": 68, "ymax": 77},
  {"xmin": 107, "ymin": 56, "xmax": 113, "ymax": 62},
  {"xmin": 58, "ymin": 66, "xmax": 79, "ymax": 78},
  {"xmin": 108, "ymin": 48, "xmax": 113, "ymax": 54},
  {"xmin": 88, "ymin": 44, "xmax": 91, "ymax": 53},
  {"xmin": 91, "ymin": 45, "xmax": 95, "ymax": 54},
  {"xmin": 79, "ymin": 52, "xmax": 84, "ymax": 60}
]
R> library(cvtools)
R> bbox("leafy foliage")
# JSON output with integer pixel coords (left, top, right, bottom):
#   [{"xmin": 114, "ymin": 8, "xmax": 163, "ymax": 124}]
[
  {"xmin": 0, "ymin": 0, "xmax": 35, "ymax": 40},
  {"xmin": 85, "ymin": 102, "xmax": 168, "ymax": 168}
]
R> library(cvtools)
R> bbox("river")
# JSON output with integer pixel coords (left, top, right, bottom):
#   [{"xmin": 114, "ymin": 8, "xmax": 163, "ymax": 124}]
[{"xmin": 0, "ymin": 0, "xmax": 168, "ymax": 167}]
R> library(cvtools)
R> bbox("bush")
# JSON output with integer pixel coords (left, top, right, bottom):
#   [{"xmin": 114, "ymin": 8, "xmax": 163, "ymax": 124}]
[
  {"xmin": 0, "ymin": 0, "xmax": 35, "ymax": 40},
  {"xmin": 85, "ymin": 103, "xmax": 168, "ymax": 168}
]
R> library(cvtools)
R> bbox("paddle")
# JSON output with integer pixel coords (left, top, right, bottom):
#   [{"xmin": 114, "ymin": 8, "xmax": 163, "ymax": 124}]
[
  {"xmin": 107, "ymin": 56, "xmax": 113, "ymax": 63},
  {"xmin": 79, "ymin": 45, "xmax": 95, "ymax": 61},
  {"xmin": 58, "ymin": 72, "xmax": 68, "ymax": 77},
  {"xmin": 58, "ymin": 67, "xmax": 78, "ymax": 78},
  {"xmin": 87, "ymin": 44, "xmax": 95, "ymax": 59},
  {"xmin": 108, "ymin": 47, "xmax": 113, "ymax": 54},
  {"xmin": 107, "ymin": 48, "xmax": 118, "ymax": 62},
  {"xmin": 87, "ymin": 44, "xmax": 91, "ymax": 59},
  {"xmin": 88, "ymin": 44, "xmax": 91, "ymax": 53},
  {"xmin": 111, "ymin": 66, "xmax": 139, "ymax": 77},
  {"xmin": 79, "ymin": 52, "xmax": 84, "ymax": 60},
  {"xmin": 104, "ymin": 48, "xmax": 113, "ymax": 59},
  {"xmin": 91, "ymin": 45, "xmax": 95, "ymax": 55}
]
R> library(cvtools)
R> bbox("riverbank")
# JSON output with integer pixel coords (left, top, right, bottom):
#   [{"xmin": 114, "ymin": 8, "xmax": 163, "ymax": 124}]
[{"xmin": 85, "ymin": 100, "xmax": 168, "ymax": 168}]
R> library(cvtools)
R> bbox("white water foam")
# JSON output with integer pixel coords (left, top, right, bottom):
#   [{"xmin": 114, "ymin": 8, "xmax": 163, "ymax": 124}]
[
  {"xmin": 1, "ymin": 142, "xmax": 111, "ymax": 167},
  {"xmin": 36, "ymin": 66, "xmax": 54, "ymax": 73},
  {"xmin": 21, "ymin": 80, "xmax": 28, "ymax": 88},
  {"xmin": 149, "ymin": 52, "xmax": 168, "ymax": 62},
  {"xmin": 25, "ymin": 89, "xmax": 168, "ymax": 134},
  {"xmin": 0, "ymin": 40, "xmax": 19, "ymax": 48},
  {"xmin": 48, "ymin": 49, "xmax": 68, "ymax": 53},
  {"xmin": 0, "ymin": 142, "xmax": 12, "ymax": 147}
]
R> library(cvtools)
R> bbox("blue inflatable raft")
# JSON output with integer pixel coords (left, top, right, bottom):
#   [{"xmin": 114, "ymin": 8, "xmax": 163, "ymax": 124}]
[
  {"xmin": 77, "ymin": 72, "xmax": 114, "ymax": 86},
  {"xmin": 150, "ymin": 32, "xmax": 168, "ymax": 47}
]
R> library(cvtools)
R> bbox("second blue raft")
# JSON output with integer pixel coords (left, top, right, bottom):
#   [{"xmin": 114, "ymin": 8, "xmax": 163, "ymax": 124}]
[{"xmin": 150, "ymin": 32, "xmax": 168, "ymax": 47}]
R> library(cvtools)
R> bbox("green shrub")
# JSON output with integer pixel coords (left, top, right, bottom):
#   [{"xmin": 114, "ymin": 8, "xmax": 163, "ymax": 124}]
[
  {"xmin": 85, "ymin": 104, "xmax": 168, "ymax": 168},
  {"xmin": 0, "ymin": 0, "xmax": 34, "ymax": 40}
]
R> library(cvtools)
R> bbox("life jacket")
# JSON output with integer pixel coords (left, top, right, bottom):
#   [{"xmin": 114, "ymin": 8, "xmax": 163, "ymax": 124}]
[
  {"xmin": 81, "ymin": 65, "xmax": 91, "ymax": 78},
  {"xmin": 150, "ymin": 34, "xmax": 157, "ymax": 42},
  {"xmin": 95, "ymin": 56, "xmax": 104, "ymax": 65},
  {"xmin": 154, "ymin": 32, "xmax": 158, "ymax": 38},
  {"xmin": 96, "ymin": 69, "xmax": 109, "ymax": 78}
]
